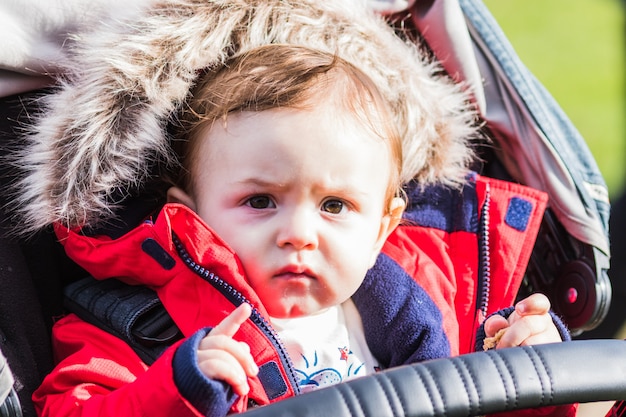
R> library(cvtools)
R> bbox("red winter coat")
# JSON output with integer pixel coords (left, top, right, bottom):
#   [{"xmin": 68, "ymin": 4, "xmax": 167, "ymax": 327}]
[{"xmin": 33, "ymin": 174, "xmax": 575, "ymax": 417}]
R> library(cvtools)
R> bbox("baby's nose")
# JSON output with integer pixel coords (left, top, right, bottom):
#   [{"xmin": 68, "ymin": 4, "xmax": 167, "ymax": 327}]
[{"xmin": 275, "ymin": 209, "xmax": 318, "ymax": 250}]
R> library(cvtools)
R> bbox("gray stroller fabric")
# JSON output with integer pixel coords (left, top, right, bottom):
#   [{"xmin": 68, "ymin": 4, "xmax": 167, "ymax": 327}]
[
  {"xmin": 414, "ymin": 0, "xmax": 610, "ymax": 255},
  {"xmin": 0, "ymin": 352, "xmax": 13, "ymax": 408},
  {"xmin": 0, "ymin": 351, "xmax": 23, "ymax": 417}
]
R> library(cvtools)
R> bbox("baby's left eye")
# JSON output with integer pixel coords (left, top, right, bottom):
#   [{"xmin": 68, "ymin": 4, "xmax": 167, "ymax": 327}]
[
  {"xmin": 245, "ymin": 195, "xmax": 275, "ymax": 209},
  {"xmin": 321, "ymin": 199, "xmax": 345, "ymax": 214}
]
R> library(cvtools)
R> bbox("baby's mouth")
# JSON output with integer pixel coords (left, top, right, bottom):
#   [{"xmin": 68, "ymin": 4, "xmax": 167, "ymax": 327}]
[{"xmin": 274, "ymin": 265, "xmax": 316, "ymax": 280}]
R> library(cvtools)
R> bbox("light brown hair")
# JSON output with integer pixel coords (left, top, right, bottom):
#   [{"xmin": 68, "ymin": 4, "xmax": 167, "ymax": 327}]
[{"xmin": 173, "ymin": 44, "xmax": 404, "ymax": 207}]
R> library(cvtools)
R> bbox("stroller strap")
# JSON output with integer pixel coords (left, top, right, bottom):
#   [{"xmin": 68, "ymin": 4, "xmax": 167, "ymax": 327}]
[{"xmin": 64, "ymin": 276, "xmax": 182, "ymax": 365}]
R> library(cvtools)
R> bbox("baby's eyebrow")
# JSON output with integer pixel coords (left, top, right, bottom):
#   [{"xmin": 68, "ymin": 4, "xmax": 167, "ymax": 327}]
[
  {"xmin": 235, "ymin": 178, "xmax": 286, "ymax": 188},
  {"xmin": 234, "ymin": 177, "xmax": 373, "ymax": 199}
]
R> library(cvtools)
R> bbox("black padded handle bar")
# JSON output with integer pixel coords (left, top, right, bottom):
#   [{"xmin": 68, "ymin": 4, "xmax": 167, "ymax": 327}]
[{"xmin": 242, "ymin": 339, "xmax": 626, "ymax": 417}]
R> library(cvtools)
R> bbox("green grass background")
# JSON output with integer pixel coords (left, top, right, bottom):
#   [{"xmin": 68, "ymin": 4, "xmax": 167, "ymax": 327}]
[{"xmin": 482, "ymin": 0, "xmax": 626, "ymax": 197}]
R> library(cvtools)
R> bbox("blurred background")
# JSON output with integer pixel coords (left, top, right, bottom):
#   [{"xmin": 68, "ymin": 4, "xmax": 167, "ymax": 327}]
[{"xmin": 483, "ymin": 0, "xmax": 625, "ymax": 196}]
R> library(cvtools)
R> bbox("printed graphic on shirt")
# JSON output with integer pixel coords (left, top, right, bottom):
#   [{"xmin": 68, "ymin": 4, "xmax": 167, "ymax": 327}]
[
  {"xmin": 270, "ymin": 302, "xmax": 379, "ymax": 393},
  {"xmin": 295, "ymin": 347, "xmax": 367, "ymax": 393}
]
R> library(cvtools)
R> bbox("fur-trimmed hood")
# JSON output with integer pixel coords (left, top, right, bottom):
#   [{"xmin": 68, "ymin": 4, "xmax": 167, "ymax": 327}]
[{"xmin": 15, "ymin": 0, "xmax": 478, "ymax": 233}]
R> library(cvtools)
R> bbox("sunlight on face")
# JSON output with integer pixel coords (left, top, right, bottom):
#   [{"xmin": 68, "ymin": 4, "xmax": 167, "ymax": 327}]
[{"xmin": 174, "ymin": 104, "xmax": 402, "ymax": 318}]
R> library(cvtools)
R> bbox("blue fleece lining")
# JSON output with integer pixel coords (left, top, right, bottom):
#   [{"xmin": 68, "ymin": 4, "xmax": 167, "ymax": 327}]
[
  {"xmin": 355, "ymin": 253, "xmax": 450, "ymax": 367},
  {"xmin": 173, "ymin": 328, "xmax": 236, "ymax": 416},
  {"xmin": 402, "ymin": 180, "xmax": 479, "ymax": 233},
  {"xmin": 505, "ymin": 197, "xmax": 532, "ymax": 232}
]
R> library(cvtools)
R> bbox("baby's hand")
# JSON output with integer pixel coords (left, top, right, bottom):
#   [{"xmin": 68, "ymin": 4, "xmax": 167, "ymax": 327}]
[
  {"xmin": 483, "ymin": 293, "xmax": 562, "ymax": 350},
  {"xmin": 197, "ymin": 303, "xmax": 259, "ymax": 396}
]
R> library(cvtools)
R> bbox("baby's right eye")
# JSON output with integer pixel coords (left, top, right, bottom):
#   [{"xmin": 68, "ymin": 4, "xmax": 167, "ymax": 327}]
[{"xmin": 245, "ymin": 195, "xmax": 275, "ymax": 209}]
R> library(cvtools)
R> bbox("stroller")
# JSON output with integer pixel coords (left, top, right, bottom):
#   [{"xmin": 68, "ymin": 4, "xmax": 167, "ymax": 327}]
[{"xmin": 0, "ymin": 0, "xmax": 617, "ymax": 416}]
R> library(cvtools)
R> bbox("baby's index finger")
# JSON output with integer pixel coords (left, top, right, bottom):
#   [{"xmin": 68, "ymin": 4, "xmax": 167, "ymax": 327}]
[{"xmin": 211, "ymin": 303, "xmax": 253, "ymax": 338}]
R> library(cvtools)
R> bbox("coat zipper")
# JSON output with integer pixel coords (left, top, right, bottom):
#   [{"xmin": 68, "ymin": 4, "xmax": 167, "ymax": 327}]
[
  {"xmin": 477, "ymin": 182, "xmax": 492, "ymax": 321},
  {"xmin": 172, "ymin": 233, "xmax": 301, "ymax": 396}
]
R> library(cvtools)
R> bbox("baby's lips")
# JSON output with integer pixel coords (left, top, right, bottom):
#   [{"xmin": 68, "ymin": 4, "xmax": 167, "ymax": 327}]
[{"xmin": 274, "ymin": 263, "xmax": 316, "ymax": 279}]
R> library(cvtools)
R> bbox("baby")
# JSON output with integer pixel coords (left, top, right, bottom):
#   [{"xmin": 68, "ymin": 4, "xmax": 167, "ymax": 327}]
[{"xmin": 165, "ymin": 44, "xmax": 407, "ymax": 397}]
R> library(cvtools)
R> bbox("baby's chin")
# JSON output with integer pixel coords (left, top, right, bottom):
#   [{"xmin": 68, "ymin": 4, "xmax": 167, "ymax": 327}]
[
  {"xmin": 265, "ymin": 299, "xmax": 330, "ymax": 319},
  {"xmin": 257, "ymin": 282, "xmax": 338, "ymax": 318}
]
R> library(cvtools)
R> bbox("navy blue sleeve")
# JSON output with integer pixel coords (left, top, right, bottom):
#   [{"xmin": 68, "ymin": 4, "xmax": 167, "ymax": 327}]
[
  {"xmin": 353, "ymin": 253, "xmax": 451, "ymax": 368},
  {"xmin": 173, "ymin": 328, "xmax": 238, "ymax": 417},
  {"xmin": 475, "ymin": 307, "xmax": 572, "ymax": 351}
]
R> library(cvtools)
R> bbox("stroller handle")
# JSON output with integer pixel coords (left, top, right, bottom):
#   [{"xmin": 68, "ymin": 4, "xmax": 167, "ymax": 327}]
[{"xmin": 242, "ymin": 339, "xmax": 626, "ymax": 417}]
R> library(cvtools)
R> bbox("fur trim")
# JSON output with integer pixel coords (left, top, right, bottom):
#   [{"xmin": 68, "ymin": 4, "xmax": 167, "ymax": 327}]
[{"xmin": 15, "ymin": 0, "xmax": 478, "ymax": 233}]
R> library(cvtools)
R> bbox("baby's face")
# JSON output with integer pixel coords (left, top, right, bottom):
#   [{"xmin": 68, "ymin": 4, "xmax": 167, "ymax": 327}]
[{"xmin": 173, "ymin": 105, "xmax": 402, "ymax": 318}]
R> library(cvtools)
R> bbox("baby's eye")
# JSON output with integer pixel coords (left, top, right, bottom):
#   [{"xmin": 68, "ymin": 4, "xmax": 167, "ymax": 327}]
[
  {"xmin": 246, "ymin": 195, "xmax": 275, "ymax": 209},
  {"xmin": 321, "ymin": 199, "xmax": 345, "ymax": 214}
]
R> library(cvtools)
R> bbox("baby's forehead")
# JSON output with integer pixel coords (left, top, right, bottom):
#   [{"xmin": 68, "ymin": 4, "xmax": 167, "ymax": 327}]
[{"xmin": 193, "ymin": 106, "xmax": 395, "ymax": 188}]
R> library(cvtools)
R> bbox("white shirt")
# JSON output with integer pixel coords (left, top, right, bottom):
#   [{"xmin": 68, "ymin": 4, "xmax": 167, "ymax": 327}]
[{"xmin": 270, "ymin": 299, "xmax": 379, "ymax": 393}]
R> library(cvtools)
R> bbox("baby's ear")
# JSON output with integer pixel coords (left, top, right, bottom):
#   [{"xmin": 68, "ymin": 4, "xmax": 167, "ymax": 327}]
[
  {"xmin": 369, "ymin": 197, "xmax": 406, "ymax": 267},
  {"xmin": 166, "ymin": 186, "xmax": 197, "ymax": 211},
  {"xmin": 386, "ymin": 197, "xmax": 406, "ymax": 232}
]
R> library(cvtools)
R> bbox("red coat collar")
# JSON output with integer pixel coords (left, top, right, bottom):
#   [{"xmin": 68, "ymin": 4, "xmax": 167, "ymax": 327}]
[{"xmin": 55, "ymin": 203, "xmax": 271, "ymax": 329}]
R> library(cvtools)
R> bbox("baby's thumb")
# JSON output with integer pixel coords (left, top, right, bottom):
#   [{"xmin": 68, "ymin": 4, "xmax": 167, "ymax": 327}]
[
  {"xmin": 515, "ymin": 293, "xmax": 551, "ymax": 316},
  {"xmin": 484, "ymin": 314, "xmax": 509, "ymax": 337}
]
